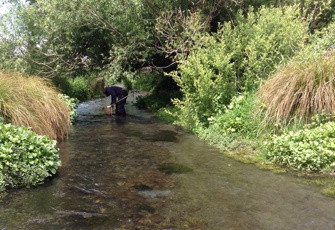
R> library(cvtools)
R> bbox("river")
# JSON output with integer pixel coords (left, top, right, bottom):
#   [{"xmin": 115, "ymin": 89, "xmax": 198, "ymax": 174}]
[{"xmin": 0, "ymin": 92, "xmax": 335, "ymax": 230}]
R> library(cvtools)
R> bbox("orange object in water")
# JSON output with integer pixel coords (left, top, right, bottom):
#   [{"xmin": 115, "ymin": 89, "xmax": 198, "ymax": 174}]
[{"xmin": 105, "ymin": 106, "xmax": 112, "ymax": 115}]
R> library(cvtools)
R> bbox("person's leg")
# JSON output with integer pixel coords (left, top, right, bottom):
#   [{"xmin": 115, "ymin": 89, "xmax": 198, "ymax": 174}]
[
  {"xmin": 116, "ymin": 102, "xmax": 126, "ymax": 116},
  {"xmin": 115, "ymin": 91, "xmax": 128, "ymax": 116},
  {"xmin": 115, "ymin": 105, "xmax": 120, "ymax": 115},
  {"xmin": 120, "ymin": 102, "xmax": 126, "ymax": 116}
]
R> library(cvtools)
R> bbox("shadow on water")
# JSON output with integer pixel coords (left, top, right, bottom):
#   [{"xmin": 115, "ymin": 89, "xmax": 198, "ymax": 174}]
[{"xmin": 0, "ymin": 93, "xmax": 335, "ymax": 230}]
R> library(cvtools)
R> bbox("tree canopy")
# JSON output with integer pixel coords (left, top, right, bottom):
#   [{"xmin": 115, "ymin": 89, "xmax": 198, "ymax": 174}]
[{"xmin": 0, "ymin": 0, "xmax": 333, "ymax": 82}]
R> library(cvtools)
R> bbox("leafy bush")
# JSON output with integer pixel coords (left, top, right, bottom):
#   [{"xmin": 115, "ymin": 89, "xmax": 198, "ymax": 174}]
[
  {"xmin": 136, "ymin": 90, "xmax": 181, "ymax": 111},
  {"xmin": 264, "ymin": 122, "xmax": 335, "ymax": 172},
  {"xmin": 0, "ymin": 123, "xmax": 61, "ymax": 191},
  {"xmin": 68, "ymin": 76, "xmax": 93, "ymax": 101},
  {"xmin": 133, "ymin": 72, "xmax": 163, "ymax": 91},
  {"xmin": 134, "ymin": 73, "xmax": 181, "ymax": 111},
  {"xmin": 230, "ymin": 5, "xmax": 309, "ymax": 90},
  {"xmin": 207, "ymin": 93, "xmax": 259, "ymax": 137},
  {"xmin": 155, "ymin": 107, "xmax": 179, "ymax": 124},
  {"xmin": 170, "ymin": 5, "xmax": 310, "ymax": 130},
  {"xmin": 53, "ymin": 74, "xmax": 104, "ymax": 101},
  {"xmin": 295, "ymin": 20, "xmax": 335, "ymax": 63},
  {"xmin": 198, "ymin": 93, "xmax": 261, "ymax": 149},
  {"xmin": 58, "ymin": 94, "xmax": 78, "ymax": 124}
]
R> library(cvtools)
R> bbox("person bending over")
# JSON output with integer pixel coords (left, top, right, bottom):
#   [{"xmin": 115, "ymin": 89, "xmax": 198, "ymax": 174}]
[{"xmin": 103, "ymin": 86, "xmax": 128, "ymax": 116}]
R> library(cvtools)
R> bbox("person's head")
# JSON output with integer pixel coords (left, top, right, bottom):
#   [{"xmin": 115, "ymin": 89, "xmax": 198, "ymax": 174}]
[{"xmin": 103, "ymin": 87, "xmax": 109, "ymax": 96}]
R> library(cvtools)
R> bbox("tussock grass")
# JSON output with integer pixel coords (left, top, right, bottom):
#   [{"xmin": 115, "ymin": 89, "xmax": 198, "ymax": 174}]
[
  {"xmin": 0, "ymin": 71, "xmax": 71, "ymax": 139},
  {"xmin": 257, "ymin": 51, "xmax": 335, "ymax": 126}
]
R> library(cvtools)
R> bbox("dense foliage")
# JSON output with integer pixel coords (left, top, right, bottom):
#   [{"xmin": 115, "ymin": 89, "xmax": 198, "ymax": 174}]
[
  {"xmin": 58, "ymin": 93, "xmax": 78, "ymax": 124},
  {"xmin": 199, "ymin": 93, "xmax": 260, "ymax": 147},
  {"xmin": 0, "ymin": 123, "xmax": 61, "ymax": 191},
  {"xmin": 0, "ymin": 0, "xmax": 155, "ymax": 80},
  {"xmin": 2, "ymin": 0, "xmax": 328, "ymax": 83},
  {"xmin": 265, "ymin": 121, "xmax": 335, "ymax": 172},
  {"xmin": 170, "ymin": 5, "xmax": 310, "ymax": 130}
]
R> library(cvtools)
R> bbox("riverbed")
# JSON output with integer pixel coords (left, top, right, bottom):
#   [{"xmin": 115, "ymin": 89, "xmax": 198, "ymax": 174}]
[{"xmin": 0, "ymin": 92, "xmax": 335, "ymax": 230}]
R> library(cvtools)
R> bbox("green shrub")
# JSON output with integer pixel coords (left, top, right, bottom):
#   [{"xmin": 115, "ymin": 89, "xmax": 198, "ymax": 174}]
[
  {"xmin": 68, "ymin": 76, "xmax": 93, "ymax": 101},
  {"xmin": 294, "ymin": 20, "xmax": 335, "ymax": 63},
  {"xmin": 198, "ymin": 93, "xmax": 261, "ymax": 149},
  {"xmin": 136, "ymin": 90, "xmax": 181, "ymax": 111},
  {"xmin": 170, "ymin": 5, "xmax": 310, "ymax": 130},
  {"xmin": 155, "ymin": 107, "xmax": 179, "ymax": 124},
  {"xmin": 133, "ymin": 72, "xmax": 163, "ymax": 91},
  {"xmin": 0, "ymin": 123, "xmax": 61, "ymax": 191},
  {"xmin": 135, "ymin": 73, "xmax": 182, "ymax": 112},
  {"xmin": 264, "ymin": 122, "xmax": 335, "ymax": 172},
  {"xmin": 58, "ymin": 93, "xmax": 78, "ymax": 124},
  {"xmin": 53, "ymin": 74, "xmax": 103, "ymax": 101},
  {"xmin": 231, "ymin": 5, "xmax": 309, "ymax": 90},
  {"xmin": 207, "ymin": 93, "xmax": 259, "ymax": 137}
]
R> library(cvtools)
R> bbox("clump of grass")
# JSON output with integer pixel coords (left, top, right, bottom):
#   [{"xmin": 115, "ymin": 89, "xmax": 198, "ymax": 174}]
[
  {"xmin": 257, "ymin": 52, "xmax": 335, "ymax": 126},
  {"xmin": 0, "ymin": 71, "xmax": 71, "ymax": 139}
]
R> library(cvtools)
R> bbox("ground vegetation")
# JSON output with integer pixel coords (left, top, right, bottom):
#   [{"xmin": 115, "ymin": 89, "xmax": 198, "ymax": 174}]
[{"xmin": 0, "ymin": 71, "xmax": 72, "ymax": 191}]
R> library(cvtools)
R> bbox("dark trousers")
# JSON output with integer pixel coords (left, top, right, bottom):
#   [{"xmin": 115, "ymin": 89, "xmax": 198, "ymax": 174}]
[{"xmin": 115, "ymin": 91, "xmax": 128, "ymax": 116}]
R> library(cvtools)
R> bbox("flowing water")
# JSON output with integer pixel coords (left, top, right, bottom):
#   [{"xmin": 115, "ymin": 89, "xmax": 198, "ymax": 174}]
[{"xmin": 0, "ymin": 92, "xmax": 335, "ymax": 230}]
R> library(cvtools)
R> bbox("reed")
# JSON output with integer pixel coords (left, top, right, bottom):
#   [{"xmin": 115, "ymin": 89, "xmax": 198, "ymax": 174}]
[
  {"xmin": 0, "ymin": 71, "xmax": 71, "ymax": 139},
  {"xmin": 257, "ymin": 51, "xmax": 335, "ymax": 126}
]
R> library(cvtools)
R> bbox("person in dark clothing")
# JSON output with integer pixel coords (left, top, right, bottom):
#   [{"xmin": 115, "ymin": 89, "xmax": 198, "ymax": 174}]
[{"xmin": 103, "ymin": 86, "xmax": 128, "ymax": 116}]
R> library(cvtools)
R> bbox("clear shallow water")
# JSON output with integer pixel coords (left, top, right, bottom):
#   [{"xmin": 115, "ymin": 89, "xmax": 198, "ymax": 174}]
[{"xmin": 0, "ymin": 93, "xmax": 335, "ymax": 230}]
